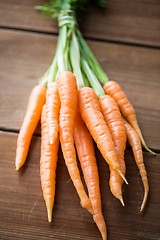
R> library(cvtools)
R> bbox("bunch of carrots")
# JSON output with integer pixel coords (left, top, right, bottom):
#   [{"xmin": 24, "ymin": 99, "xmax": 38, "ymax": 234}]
[{"xmin": 15, "ymin": 1, "xmax": 155, "ymax": 239}]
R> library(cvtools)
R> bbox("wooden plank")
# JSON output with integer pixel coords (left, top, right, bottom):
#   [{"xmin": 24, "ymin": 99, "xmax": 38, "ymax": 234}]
[
  {"xmin": 0, "ymin": 29, "xmax": 159, "ymax": 149},
  {"xmin": 0, "ymin": 0, "xmax": 160, "ymax": 47},
  {"xmin": 0, "ymin": 131, "xmax": 159, "ymax": 240}
]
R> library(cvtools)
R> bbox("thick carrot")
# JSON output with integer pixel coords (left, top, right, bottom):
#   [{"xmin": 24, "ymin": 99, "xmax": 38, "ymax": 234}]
[
  {"xmin": 99, "ymin": 95, "xmax": 126, "ymax": 206},
  {"xmin": 40, "ymin": 104, "xmax": 59, "ymax": 222},
  {"xmin": 74, "ymin": 112, "xmax": 107, "ymax": 240},
  {"xmin": 56, "ymin": 71, "xmax": 93, "ymax": 214},
  {"xmin": 15, "ymin": 84, "xmax": 46, "ymax": 170},
  {"xmin": 122, "ymin": 118, "xmax": 149, "ymax": 211},
  {"xmin": 103, "ymin": 81, "xmax": 155, "ymax": 155},
  {"xmin": 78, "ymin": 87, "xmax": 127, "ymax": 184},
  {"xmin": 46, "ymin": 82, "xmax": 60, "ymax": 145}
]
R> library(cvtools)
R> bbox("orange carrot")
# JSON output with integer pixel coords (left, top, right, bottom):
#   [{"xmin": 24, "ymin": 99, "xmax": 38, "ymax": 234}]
[
  {"xmin": 78, "ymin": 87, "xmax": 127, "ymax": 184},
  {"xmin": 103, "ymin": 81, "xmax": 155, "ymax": 155},
  {"xmin": 46, "ymin": 82, "xmax": 60, "ymax": 145},
  {"xmin": 99, "ymin": 95, "xmax": 126, "ymax": 206},
  {"xmin": 56, "ymin": 71, "xmax": 93, "ymax": 214},
  {"xmin": 74, "ymin": 112, "xmax": 107, "ymax": 240},
  {"xmin": 15, "ymin": 84, "xmax": 46, "ymax": 170},
  {"xmin": 122, "ymin": 118, "xmax": 149, "ymax": 211},
  {"xmin": 40, "ymin": 104, "xmax": 59, "ymax": 222}
]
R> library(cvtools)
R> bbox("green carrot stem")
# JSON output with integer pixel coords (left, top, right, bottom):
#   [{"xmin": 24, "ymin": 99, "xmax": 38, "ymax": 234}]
[
  {"xmin": 77, "ymin": 29, "xmax": 109, "ymax": 84},
  {"xmin": 64, "ymin": 28, "xmax": 72, "ymax": 72},
  {"xmin": 57, "ymin": 26, "xmax": 67, "ymax": 72},
  {"xmin": 82, "ymin": 70, "xmax": 90, "ymax": 87},
  {"xmin": 81, "ymin": 58, "xmax": 105, "ymax": 98},
  {"xmin": 70, "ymin": 30, "xmax": 84, "ymax": 89},
  {"xmin": 47, "ymin": 55, "xmax": 58, "ymax": 87}
]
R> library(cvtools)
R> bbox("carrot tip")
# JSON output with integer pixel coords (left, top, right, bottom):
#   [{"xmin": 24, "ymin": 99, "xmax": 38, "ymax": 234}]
[
  {"xmin": 140, "ymin": 191, "xmax": 149, "ymax": 212},
  {"xmin": 140, "ymin": 136, "xmax": 156, "ymax": 155},
  {"xmin": 119, "ymin": 196, "xmax": 125, "ymax": 206},
  {"xmin": 47, "ymin": 207, "xmax": 52, "ymax": 222},
  {"xmin": 15, "ymin": 162, "xmax": 20, "ymax": 171},
  {"xmin": 144, "ymin": 146, "xmax": 156, "ymax": 155},
  {"xmin": 117, "ymin": 169, "xmax": 128, "ymax": 185},
  {"xmin": 102, "ymin": 233, "xmax": 107, "ymax": 240}
]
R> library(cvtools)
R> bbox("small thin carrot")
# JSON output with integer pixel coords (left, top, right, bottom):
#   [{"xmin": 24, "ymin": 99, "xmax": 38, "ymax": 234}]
[
  {"xmin": 46, "ymin": 82, "xmax": 60, "ymax": 145},
  {"xmin": 56, "ymin": 71, "xmax": 93, "ymax": 214},
  {"xmin": 78, "ymin": 87, "xmax": 128, "ymax": 184},
  {"xmin": 103, "ymin": 81, "xmax": 155, "ymax": 155},
  {"xmin": 99, "ymin": 95, "xmax": 126, "ymax": 206},
  {"xmin": 15, "ymin": 84, "xmax": 46, "ymax": 170},
  {"xmin": 74, "ymin": 112, "xmax": 107, "ymax": 240},
  {"xmin": 40, "ymin": 104, "xmax": 59, "ymax": 222},
  {"xmin": 122, "ymin": 118, "xmax": 149, "ymax": 212}
]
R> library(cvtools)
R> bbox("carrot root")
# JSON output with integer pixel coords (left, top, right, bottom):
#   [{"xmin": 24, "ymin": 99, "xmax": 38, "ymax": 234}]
[
  {"xmin": 79, "ymin": 87, "xmax": 128, "ymax": 185},
  {"xmin": 46, "ymin": 82, "xmax": 60, "ymax": 146},
  {"xmin": 140, "ymin": 190, "xmax": 149, "ymax": 212},
  {"xmin": 57, "ymin": 72, "xmax": 93, "ymax": 215},
  {"xmin": 119, "ymin": 195, "xmax": 125, "ymax": 206},
  {"xmin": 140, "ymin": 136, "xmax": 156, "ymax": 155},
  {"xmin": 40, "ymin": 104, "xmax": 59, "ymax": 222},
  {"xmin": 116, "ymin": 169, "xmax": 128, "ymax": 185},
  {"xmin": 80, "ymin": 201, "xmax": 94, "ymax": 215},
  {"xmin": 46, "ymin": 200, "xmax": 53, "ymax": 222},
  {"xmin": 123, "ymin": 118, "xmax": 149, "ymax": 212},
  {"xmin": 74, "ymin": 111, "xmax": 107, "ymax": 237},
  {"xmin": 15, "ymin": 84, "xmax": 46, "ymax": 170},
  {"xmin": 93, "ymin": 214, "xmax": 107, "ymax": 240},
  {"xmin": 103, "ymin": 81, "xmax": 156, "ymax": 155}
]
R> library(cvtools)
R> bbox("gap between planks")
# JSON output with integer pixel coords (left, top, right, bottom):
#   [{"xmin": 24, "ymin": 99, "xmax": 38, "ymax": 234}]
[
  {"xmin": 0, "ymin": 128, "xmax": 159, "ymax": 154},
  {"xmin": 0, "ymin": 26, "xmax": 160, "ymax": 51}
]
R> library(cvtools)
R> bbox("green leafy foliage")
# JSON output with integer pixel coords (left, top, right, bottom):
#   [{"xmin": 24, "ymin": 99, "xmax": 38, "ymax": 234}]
[{"xmin": 35, "ymin": 0, "xmax": 106, "ymax": 19}]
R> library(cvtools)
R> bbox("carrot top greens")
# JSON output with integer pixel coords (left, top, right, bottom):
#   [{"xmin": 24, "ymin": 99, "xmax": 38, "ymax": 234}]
[
  {"xmin": 36, "ymin": 0, "xmax": 108, "ymax": 97},
  {"xmin": 35, "ymin": 0, "xmax": 105, "ymax": 18}
]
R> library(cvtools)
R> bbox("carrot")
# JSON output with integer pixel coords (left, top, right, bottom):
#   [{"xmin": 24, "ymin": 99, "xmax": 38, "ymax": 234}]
[
  {"xmin": 78, "ymin": 87, "xmax": 128, "ymax": 184},
  {"xmin": 40, "ymin": 104, "xmax": 59, "ymax": 222},
  {"xmin": 74, "ymin": 112, "xmax": 107, "ymax": 240},
  {"xmin": 103, "ymin": 81, "xmax": 155, "ymax": 155},
  {"xmin": 99, "ymin": 95, "xmax": 126, "ymax": 206},
  {"xmin": 46, "ymin": 82, "xmax": 60, "ymax": 145},
  {"xmin": 56, "ymin": 71, "xmax": 93, "ymax": 214},
  {"xmin": 15, "ymin": 84, "xmax": 46, "ymax": 170},
  {"xmin": 122, "ymin": 118, "xmax": 149, "ymax": 211}
]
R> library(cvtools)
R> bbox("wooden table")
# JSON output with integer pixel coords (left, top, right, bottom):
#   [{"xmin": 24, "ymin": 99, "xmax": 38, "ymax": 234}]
[{"xmin": 0, "ymin": 1, "xmax": 160, "ymax": 239}]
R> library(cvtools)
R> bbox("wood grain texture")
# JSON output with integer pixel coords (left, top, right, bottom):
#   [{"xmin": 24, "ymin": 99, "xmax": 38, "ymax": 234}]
[
  {"xmin": 0, "ymin": 0, "xmax": 160, "ymax": 47},
  {"xmin": 0, "ymin": 131, "xmax": 159, "ymax": 240},
  {"xmin": 0, "ymin": 29, "xmax": 159, "ymax": 149}
]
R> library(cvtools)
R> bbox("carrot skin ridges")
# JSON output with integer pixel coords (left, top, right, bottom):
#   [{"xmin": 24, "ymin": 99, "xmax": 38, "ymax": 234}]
[
  {"xmin": 40, "ymin": 104, "xmax": 59, "ymax": 222},
  {"xmin": 78, "ymin": 87, "xmax": 127, "ymax": 185},
  {"xmin": 122, "ymin": 118, "xmax": 149, "ymax": 212},
  {"xmin": 74, "ymin": 112, "xmax": 107, "ymax": 240},
  {"xmin": 99, "ymin": 95, "xmax": 126, "ymax": 206},
  {"xmin": 103, "ymin": 81, "xmax": 155, "ymax": 155},
  {"xmin": 46, "ymin": 82, "xmax": 60, "ymax": 145},
  {"xmin": 57, "ymin": 71, "xmax": 93, "ymax": 214},
  {"xmin": 15, "ymin": 85, "xmax": 46, "ymax": 170}
]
